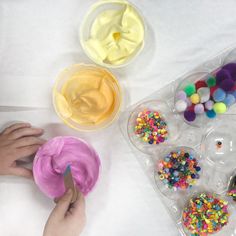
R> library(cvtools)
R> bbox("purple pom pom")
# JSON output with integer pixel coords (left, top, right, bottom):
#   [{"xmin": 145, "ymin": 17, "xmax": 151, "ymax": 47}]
[
  {"xmin": 184, "ymin": 110, "xmax": 196, "ymax": 122},
  {"xmin": 219, "ymin": 79, "xmax": 234, "ymax": 91},
  {"xmin": 216, "ymin": 69, "xmax": 232, "ymax": 85},
  {"xmin": 222, "ymin": 63, "xmax": 236, "ymax": 81}
]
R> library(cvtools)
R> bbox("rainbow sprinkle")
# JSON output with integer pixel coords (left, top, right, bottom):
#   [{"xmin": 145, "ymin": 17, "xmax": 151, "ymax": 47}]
[{"xmin": 182, "ymin": 193, "xmax": 229, "ymax": 235}]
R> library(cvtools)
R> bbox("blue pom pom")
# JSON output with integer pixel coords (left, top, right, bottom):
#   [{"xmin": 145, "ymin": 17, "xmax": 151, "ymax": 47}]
[
  {"xmin": 213, "ymin": 88, "xmax": 226, "ymax": 102},
  {"xmin": 229, "ymin": 91, "xmax": 236, "ymax": 99},
  {"xmin": 206, "ymin": 110, "xmax": 216, "ymax": 119},
  {"xmin": 223, "ymin": 94, "xmax": 235, "ymax": 107}
]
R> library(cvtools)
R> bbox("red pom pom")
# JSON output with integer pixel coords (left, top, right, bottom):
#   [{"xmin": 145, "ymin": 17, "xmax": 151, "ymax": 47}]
[
  {"xmin": 195, "ymin": 80, "xmax": 207, "ymax": 90},
  {"xmin": 232, "ymin": 85, "xmax": 236, "ymax": 91},
  {"xmin": 188, "ymin": 104, "xmax": 195, "ymax": 112}
]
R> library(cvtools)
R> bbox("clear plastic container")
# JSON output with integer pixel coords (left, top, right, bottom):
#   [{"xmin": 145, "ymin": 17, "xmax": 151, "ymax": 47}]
[
  {"xmin": 53, "ymin": 64, "xmax": 122, "ymax": 131},
  {"xmin": 119, "ymin": 46, "xmax": 236, "ymax": 235},
  {"xmin": 80, "ymin": 0, "xmax": 146, "ymax": 68}
]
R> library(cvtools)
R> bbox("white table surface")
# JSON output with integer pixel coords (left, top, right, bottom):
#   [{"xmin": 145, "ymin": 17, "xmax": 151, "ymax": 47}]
[{"xmin": 1, "ymin": 0, "xmax": 236, "ymax": 235}]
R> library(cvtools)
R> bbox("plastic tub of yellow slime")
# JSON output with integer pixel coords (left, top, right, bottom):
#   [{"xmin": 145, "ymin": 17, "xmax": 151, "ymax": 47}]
[
  {"xmin": 80, "ymin": 0, "xmax": 145, "ymax": 68},
  {"xmin": 53, "ymin": 64, "xmax": 122, "ymax": 131}
]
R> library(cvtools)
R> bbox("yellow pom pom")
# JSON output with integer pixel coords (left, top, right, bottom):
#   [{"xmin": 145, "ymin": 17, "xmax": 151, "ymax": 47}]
[{"xmin": 190, "ymin": 93, "xmax": 200, "ymax": 104}]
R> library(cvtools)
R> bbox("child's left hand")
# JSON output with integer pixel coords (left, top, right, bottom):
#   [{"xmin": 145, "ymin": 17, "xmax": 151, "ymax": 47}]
[{"xmin": 0, "ymin": 122, "xmax": 45, "ymax": 178}]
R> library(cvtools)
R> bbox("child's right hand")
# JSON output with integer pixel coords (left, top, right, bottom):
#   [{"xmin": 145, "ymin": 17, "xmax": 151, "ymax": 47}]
[
  {"xmin": 0, "ymin": 122, "xmax": 45, "ymax": 178},
  {"xmin": 43, "ymin": 189, "xmax": 86, "ymax": 236}
]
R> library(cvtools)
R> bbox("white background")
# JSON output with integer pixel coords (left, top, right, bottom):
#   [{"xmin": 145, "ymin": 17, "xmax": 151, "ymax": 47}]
[{"xmin": 0, "ymin": 0, "xmax": 236, "ymax": 235}]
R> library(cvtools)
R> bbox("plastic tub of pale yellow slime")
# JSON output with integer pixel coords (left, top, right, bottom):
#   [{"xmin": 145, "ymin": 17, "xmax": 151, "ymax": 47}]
[
  {"xmin": 80, "ymin": 0, "xmax": 145, "ymax": 68},
  {"xmin": 53, "ymin": 64, "xmax": 122, "ymax": 131}
]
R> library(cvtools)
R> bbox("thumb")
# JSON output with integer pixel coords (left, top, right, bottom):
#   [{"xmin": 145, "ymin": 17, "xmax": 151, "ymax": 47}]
[
  {"xmin": 10, "ymin": 167, "xmax": 33, "ymax": 179},
  {"xmin": 52, "ymin": 189, "xmax": 73, "ymax": 219}
]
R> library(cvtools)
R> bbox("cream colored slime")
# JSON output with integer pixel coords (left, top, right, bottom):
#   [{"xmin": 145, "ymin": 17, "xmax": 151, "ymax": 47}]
[
  {"xmin": 54, "ymin": 66, "xmax": 120, "ymax": 127},
  {"xmin": 84, "ymin": 1, "xmax": 145, "ymax": 66}
]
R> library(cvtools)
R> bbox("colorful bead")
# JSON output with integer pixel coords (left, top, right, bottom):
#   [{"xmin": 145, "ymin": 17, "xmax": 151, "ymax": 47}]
[
  {"xmin": 184, "ymin": 84, "xmax": 196, "ymax": 97},
  {"xmin": 134, "ymin": 110, "xmax": 168, "ymax": 145},
  {"xmin": 157, "ymin": 148, "xmax": 201, "ymax": 190},
  {"xmin": 182, "ymin": 193, "xmax": 229, "ymax": 235},
  {"xmin": 227, "ymin": 189, "xmax": 236, "ymax": 201}
]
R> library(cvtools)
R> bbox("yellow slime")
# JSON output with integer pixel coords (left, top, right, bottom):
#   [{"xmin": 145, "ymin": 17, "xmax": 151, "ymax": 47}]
[
  {"xmin": 54, "ymin": 65, "xmax": 120, "ymax": 127},
  {"xmin": 84, "ymin": 1, "xmax": 145, "ymax": 66}
]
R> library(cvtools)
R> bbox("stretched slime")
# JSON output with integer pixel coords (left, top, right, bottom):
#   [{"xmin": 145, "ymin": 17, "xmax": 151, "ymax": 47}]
[{"xmin": 33, "ymin": 136, "xmax": 100, "ymax": 198}]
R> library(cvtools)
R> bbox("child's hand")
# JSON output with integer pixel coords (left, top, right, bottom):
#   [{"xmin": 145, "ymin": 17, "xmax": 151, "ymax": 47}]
[
  {"xmin": 0, "ymin": 122, "xmax": 45, "ymax": 178},
  {"xmin": 43, "ymin": 189, "xmax": 86, "ymax": 236}
]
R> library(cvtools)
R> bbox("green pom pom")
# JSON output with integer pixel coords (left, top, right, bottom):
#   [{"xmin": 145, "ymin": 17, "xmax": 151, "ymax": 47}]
[
  {"xmin": 207, "ymin": 76, "xmax": 216, "ymax": 87},
  {"xmin": 184, "ymin": 84, "xmax": 196, "ymax": 97}
]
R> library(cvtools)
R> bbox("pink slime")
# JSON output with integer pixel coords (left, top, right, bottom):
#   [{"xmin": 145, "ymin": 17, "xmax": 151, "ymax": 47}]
[{"xmin": 33, "ymin": 136, "xmax": 100, "ymax": 198}]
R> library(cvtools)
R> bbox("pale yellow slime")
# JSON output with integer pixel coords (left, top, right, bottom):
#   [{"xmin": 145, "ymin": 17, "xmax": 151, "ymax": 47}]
[
  {"xmin": 55, "ymin": 66, "xmax": 120, "ymax": 126},
  {"xmin": 84, "ymin": 1, "xmax": 145, "ymax": 66}
]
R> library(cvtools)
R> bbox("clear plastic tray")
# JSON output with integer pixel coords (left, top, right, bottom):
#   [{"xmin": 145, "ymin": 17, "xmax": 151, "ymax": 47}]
[{"xmin": 119, "ymin": 46, "xmax": 236, "ymax": 235}]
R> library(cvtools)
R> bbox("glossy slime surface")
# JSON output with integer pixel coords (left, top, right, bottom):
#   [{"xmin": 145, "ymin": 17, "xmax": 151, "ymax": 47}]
[
  {"xmin": 54, "ymin": 65, "xmax": 120, "ymax": 127},
  {"xmin": 84, "ymin": 1, "xmax": 145, "ymax": 66},
  {"xmin": 33, "ymin": 136, "xmax": 100, "ymax": 198}
]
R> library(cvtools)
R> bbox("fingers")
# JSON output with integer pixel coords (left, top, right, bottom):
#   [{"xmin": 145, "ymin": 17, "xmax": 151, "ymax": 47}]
[
  {"xmin": 69, "ymin": 192, "xmax": 86, "ymax": 218},
  {"xmin": 14, "ymin": 137, "xmax": 45, "ymax": 148},
  {"xmin": 8, "ymin": 127, "xmax": 44, "ymax": 140},
  {"xmin": 9, "ymin": 166, "xmax": 33, "ymax": 179},
  {"xmin": 2, "ymin": 123, "xmax": 31, "ymax": 135},
  {"xmin": 52, "ymin": 189, "xmax": 73, "ymax": 219},
  {"xmin": 15, "ymin": 144, "xmax": 42, "ymax": 160}
]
